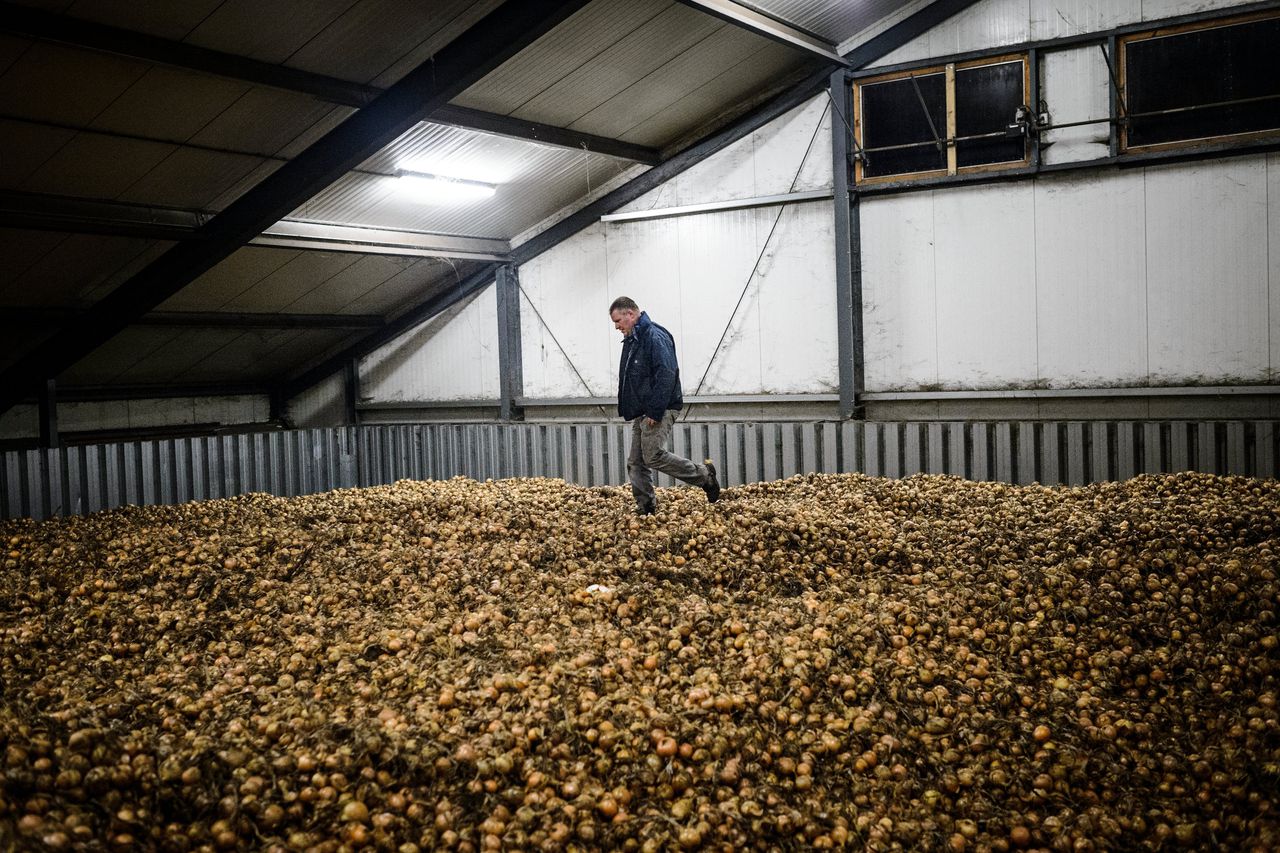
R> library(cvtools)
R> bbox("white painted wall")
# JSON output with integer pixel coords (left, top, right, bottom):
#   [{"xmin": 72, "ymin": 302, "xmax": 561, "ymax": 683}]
[
  {"xmin": 360, "ymin": 285, "xmax": 500, "ymax": 403},
  {"xmin": 862, "ymin": 154, "xmax": 1277, "ymax": 391},
  {"xmin": 518, "ymin": 95, "xmax": 837, "ymax": 402},
  {"xmin": 0, "ymin": 396, "xmax": 271, "ymax": 439},
  {"xmin": 857, "ymin": 0, "xmax": 1277, "ymax": 394}
]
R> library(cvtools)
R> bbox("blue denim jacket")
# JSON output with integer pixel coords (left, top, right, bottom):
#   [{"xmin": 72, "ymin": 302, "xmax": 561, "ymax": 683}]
[{"xmin": 617, "ymin": 312, "xmax": 683, "ymax": 422}]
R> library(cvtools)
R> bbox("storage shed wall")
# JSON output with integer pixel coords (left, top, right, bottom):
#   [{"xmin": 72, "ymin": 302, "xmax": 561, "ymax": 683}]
[{"xmin": 858, "ymin": 0, "xmax": 1278, "ymax": 416}]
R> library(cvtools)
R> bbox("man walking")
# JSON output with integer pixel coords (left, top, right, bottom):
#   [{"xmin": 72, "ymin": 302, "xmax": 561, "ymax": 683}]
[{"xmin": 609, "ymin": 296, "xmax": 720, "ymax": 515}]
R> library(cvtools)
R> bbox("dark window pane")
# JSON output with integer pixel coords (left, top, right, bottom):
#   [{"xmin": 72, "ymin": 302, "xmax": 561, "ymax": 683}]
[
  {"xmin": 860, "ymin": 73, "xmax": 947, "ymax": 178},
  {"xmin": 956, "ymin": 60, "xmax": 1027, "ymax": 167},
  {"xmin": 1126, "ymin": 16, "xmax": 1280, "ymax": 147}
]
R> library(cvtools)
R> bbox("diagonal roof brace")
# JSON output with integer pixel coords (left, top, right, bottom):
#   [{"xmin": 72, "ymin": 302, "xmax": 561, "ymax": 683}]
[
  {"xmin": 676, "ymin": 0, "xmax": 849, "ymax": 66},
  {"xmin": 0, "ymin": 1, "xmax": 661, "ymax": 165},
  {"xmin": 0, "ymin": 0, "xmax": 595, "ymax": 417},
  {"xmin": 0, "ymin": 190, "xmax": 511, "ymax": 260}
]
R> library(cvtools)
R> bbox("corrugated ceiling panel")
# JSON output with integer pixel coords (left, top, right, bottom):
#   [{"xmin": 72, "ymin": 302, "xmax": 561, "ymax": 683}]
[
  {"xmin": 19, "ymin": 133, "xmax": 176, "ymax": 199},
  {"xmin": 365, "ymin": 0, "xmax": 506, "ymax": 89},
  {"xmin": 206, "ymin": 159, "xmax": 286, "ymax": 211},
  {"xmin": 111, "ymin": 328, "xmax": 262, "ymax": 385},
  {"xmin": 178, "ymin": 330, "xmax": 341, "ymax": 383},
  {"xmin": 285, "ymin": 0, "xmax": 482, "ymax": 84},
  {"xmin": 276, "ymin": 254, "xmax": 420, "ymax": 314},
  {"xmin": 275, "ymin": 106, "xmax": 355, "ymax": 160},
  {"xmin": 3, "ymin": 234, "xmax": 168, "ymax": 307},
  {"xmin": 115, "ymin": 147, "xmax": 267, "ymax": 210},
  {"xmin": 58, "ymin": 326, "xmax": 184, "ymax": 385},
  {"xmin": 0, "ymin": 34, "xmax": 29, "ymax": 75},
  {"xmin": 79, "ymin": 240, "xmax": 176, "ymax": 304},
  {"xmin": 343, "ymin": 259, "xmax": 483, "ymax": 318},
  {"xmin": 453, "ymin": 0, "xmax": 676, "ymax": 116},
  {"xmin": 0, "ymin": 41, "xmax": 148, "ymax": 125},
  {"xmin": 747, "ymin": 0, "xmax": 910, "ymax": 45},
  {"xmin": 510, "ymin": 4, "xmax": 725, "ymax": 128},
  {"xmin": 188, "ymin": 88, "xmax": 337, "ymax": 157},
  {"xmin": 157, "ymin": 247, "xmax": 302, "ymax": 312},
  {"xmin": 292, "ymin": 122, "xmax": 631, "ymax": 239},
  {"xmin": 0, "ymin": 119, "xmax": 74, "ymax": 188},
  {"xmin": 0, "ymin": 229, "xmax": 67, "ymax": 296},
  {"xmin": 570, "ymin": 24, "xmax": 766, "ymax": 139},
  {"xmin": 55, "ymin": 0, "xmax": 225, "ymax": 41},
  {"xmin": 217, "ymin": 251, "xmax": 366, "ymax": 313},
  {"xmin": 621, "ymin": 40, "xmax": 806, "ymax": 148},
  {"xmin": 0, "ymin": 326, "xmax": 54, "ymax": 373},
  {"xmin": 183, "ymin": 0, "xmax": 356, "ymax": 65},
  {"xmin": 91, "ymin": 66, "xmax": 251, "ymax": 141}
]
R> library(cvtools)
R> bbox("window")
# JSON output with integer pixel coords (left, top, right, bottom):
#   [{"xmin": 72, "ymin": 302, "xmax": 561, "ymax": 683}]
[
  {"xmin": 1120, "ymin": 11, "xmax": 1280, "ymax": 151},
  {"xmin": 853, "ymin": 55, "xmax": 1030, "ymax": 184}
]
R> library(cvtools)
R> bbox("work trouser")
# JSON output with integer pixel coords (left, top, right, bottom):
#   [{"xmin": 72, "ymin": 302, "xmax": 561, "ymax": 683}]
[{"xmin": 627, "ymin": 410, "xmax": 709, "ymax": 510}]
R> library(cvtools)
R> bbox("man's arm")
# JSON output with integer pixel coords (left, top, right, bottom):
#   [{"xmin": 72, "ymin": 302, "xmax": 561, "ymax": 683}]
[{"xmin": 645, "ymin": 330, "xmax": 679, "ymax": 423}]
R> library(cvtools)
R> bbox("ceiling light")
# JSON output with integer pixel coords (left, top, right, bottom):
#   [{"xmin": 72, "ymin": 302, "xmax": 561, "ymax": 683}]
[{"xmin": 397, "ymin": 170, "xmax": 497, "ymax": 203}]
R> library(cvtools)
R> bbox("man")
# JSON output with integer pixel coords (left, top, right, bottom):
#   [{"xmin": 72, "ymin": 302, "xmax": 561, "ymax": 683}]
[{"xmin": 609, "ymin": 296, "xmax": 720, "ymax": 515}]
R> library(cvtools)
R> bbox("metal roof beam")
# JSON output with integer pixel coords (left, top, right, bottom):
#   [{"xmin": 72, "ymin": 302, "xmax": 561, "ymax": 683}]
[
  {"xmin": 258, "ymin": 221, "xmax": 510, "ymax": 261},
  {"xmin": 676, "ymin": 0, "xmax": 848, "ymax": 66},
  {"xmin": 0, "ymin": 2, "xmax": 660, "ymax": 164},
  {"xmin": 0, "ymin": 191, "xmax": 511, "ymax": 260},
  {"xmin": 3, "ymin": 307, "xmax": 385, "ymax": 330},
  {"xmin": 0, "ymin": 0, "xmax": 594, "ymax": 417}
]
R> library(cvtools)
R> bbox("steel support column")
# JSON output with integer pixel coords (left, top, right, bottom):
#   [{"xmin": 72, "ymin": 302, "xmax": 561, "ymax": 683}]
[
  {"xmin": 37, "ymin": 379, "xmax": 58, "ymax": 449},
  {"xmin": 831, "ymin": 70, "xmax": 862, "ymax": 419},
  {"xmin": 495, "ymin": 264, "xmax": 525, "ymax": 422},
  {"xmin": 343, "ymin": 361, "xmax": 361, "ymax": 426}
]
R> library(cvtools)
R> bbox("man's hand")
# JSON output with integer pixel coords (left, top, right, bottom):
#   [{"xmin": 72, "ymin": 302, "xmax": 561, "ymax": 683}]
[{"xmin": 644, "ymin": 416, "xmax": 658, "ymax": 427}]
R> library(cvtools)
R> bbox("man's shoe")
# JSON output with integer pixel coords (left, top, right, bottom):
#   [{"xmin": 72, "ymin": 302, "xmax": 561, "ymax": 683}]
[
  {"xmin": 637, "ymin": 501, "xmax": 656, "ymax": 516},
  {"xmin": 701, "ymin": 459, "xmax": 721, "ymax": 503}
]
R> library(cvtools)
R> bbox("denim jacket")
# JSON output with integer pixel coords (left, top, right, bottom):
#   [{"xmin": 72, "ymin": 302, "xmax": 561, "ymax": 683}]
[{"xmin": 617, "ymin": 312, "xmax": 683, "ymax": 422}]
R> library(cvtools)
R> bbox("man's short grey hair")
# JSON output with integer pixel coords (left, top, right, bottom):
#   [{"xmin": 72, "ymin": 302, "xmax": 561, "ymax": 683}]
[{"xmin": 608, "ymin": 296, "xmax": 639, "ymax": 314}]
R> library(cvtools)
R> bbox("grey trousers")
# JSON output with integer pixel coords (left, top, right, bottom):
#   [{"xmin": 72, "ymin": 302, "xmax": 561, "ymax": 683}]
[{"xmin": 627, "ymin": 410, "xmax": 709, "ymax": 509}]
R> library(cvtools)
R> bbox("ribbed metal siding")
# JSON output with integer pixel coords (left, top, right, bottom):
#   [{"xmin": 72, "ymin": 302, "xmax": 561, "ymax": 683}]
[{"xmin": 2, "ymin": 421, "xmax": 1276, "ymax": 520}]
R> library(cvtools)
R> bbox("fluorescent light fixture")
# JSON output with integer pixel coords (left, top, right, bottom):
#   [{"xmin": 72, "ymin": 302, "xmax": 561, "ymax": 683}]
[{"xmin": 397, "ymin": 170, "xmax": 497, "ymax": 203}]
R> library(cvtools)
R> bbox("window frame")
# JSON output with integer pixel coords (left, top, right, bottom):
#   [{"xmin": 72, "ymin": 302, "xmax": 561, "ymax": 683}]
[
  {"xmin": 852, "ymin": 52, "xmax": 1032, "ymax": 186},
  {"xmin": 1118, "ymin": 9, "xmax": 1280, "ymax": 154}
]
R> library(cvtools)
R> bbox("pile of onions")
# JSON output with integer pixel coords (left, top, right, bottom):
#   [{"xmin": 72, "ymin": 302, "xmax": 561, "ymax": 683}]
[{"xmin": 1, "ymin": 471, "xmax": 1277, "ymax": 851}]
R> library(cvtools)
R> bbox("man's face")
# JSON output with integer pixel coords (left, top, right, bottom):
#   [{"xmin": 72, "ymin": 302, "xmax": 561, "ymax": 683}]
[{"xmin": 611, "ymin": 308, "xmax": 639, "ymax": 337}]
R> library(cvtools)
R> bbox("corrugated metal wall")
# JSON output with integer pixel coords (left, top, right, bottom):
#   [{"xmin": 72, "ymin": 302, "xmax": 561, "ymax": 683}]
[{"xmin": 3, "ymin": 420, "xmax": 1275, "ymax": 521}]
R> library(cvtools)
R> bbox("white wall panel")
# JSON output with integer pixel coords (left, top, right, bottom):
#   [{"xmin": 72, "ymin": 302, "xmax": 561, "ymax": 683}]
[
  {"xmin": 672, "ymin": 208, "xmax": 767, "ymax": 395},
  {"xmin": 520, "ymin": 223, "xmax": 614, "ymax": 399},
  {"xmin": 1271, "ymin": 154, "xmax": 1280, "ymax": 381},
  {"xmin": 756, "ymin": 202, "xmax": 838, "ymax": 393},
  {"xmin": 361, "ymin": 286, "xmax": 500, "ymax": 403},
  {"xmin": 1030, "ymin": 0, "xmax": 1140, "ymax": 39},
  {"xmin": 1141, "ymin": 0, "xmax": 1256, "ymax": 20},
  {"xmin": 873, "ymin": 0, "xmax": 1032, "ymax": 67},
  {"xmin": 1034, "ymin": 171, "xmax": 1147, "ymax": 384},
  {"xmin": 934, "ymin": 183, "xmax": 1038, "ymax": 387},
  {"xmin": 1040, "ymin": 46, "xmax": 1112, "ymax": 165},
  {"xmin": 861, "ymin": 193, "xmax": 939, "ymax": 391},
  {"xmin": 1145, "ymin": 158, "xmax": 1269, "ymax": 383}
]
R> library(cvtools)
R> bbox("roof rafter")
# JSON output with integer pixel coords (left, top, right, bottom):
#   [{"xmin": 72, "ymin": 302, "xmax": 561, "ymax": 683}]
[
  {"xmin": 0, "ymin": 0, "xmax": 594, "ymax": 417},
  {"xmin": 0, "ymin": 191, "xmax": 512, "ymax": 260},
  {"xmin": 0, "ymin": 1, "xmax": 661, "ymax": 165},
  {"xmin": 4, "ymin": 308, "xmax": 386, "ymax": 330},
  {"xmin": 676, "ymin": 0, "xmax": 848, "ymax": 66}
]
